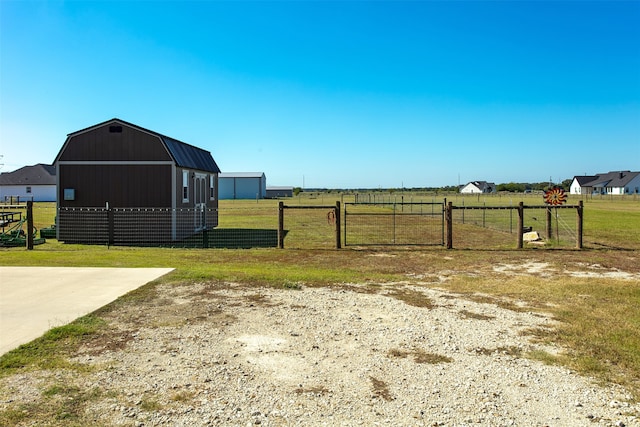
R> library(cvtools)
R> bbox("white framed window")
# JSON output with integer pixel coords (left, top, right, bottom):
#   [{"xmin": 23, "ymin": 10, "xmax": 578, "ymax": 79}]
[
  {"xmin": 182, "ymin": 170, "xmax": 189, "ymax": 202},
  {"xmin": 209, "ymin": 175, "xmax": 215, "ymax": 200}
]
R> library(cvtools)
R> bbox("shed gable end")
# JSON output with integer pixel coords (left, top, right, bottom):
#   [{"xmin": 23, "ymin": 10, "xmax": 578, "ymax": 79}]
[{"xmin": 58, "ymin": 122, "xmax": 172, "ymax": 162}]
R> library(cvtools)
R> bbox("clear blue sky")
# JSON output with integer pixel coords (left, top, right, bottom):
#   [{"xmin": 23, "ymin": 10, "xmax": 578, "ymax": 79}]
[{"xmin": 1, "ymin": 1, "xmax": 639, "ymax": 189}]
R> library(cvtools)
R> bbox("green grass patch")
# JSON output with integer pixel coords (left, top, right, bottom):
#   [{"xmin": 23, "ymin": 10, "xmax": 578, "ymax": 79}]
[{"xmin": 0, "ymin": 315, "xmax": 106, "ymax": 376}]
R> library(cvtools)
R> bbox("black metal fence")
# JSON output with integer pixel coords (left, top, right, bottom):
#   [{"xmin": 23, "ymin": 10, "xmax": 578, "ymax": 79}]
[{"xmin": 57, "ymin": 207, "xmax": 218, "ymax": 247}]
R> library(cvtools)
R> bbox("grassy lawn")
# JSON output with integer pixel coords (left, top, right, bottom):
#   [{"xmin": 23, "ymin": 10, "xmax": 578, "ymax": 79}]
[{"xmin": 1, "ymin": 193, "xmax": 639, "ymax": 413}]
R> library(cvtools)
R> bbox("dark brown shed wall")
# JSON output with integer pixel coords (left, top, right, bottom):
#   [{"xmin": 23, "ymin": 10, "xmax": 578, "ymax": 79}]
[
  {"xmin": 59, "ymin": 164, "xmax": 173, "ymax": 208},
  {"xmin": 59, "ymin": 125, "xmax": 171, "ymax": 162}
]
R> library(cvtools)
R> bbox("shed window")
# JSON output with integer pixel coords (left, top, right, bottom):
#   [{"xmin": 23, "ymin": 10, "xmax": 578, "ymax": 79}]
[
  {"xmin": 26, "ymin": 186, "xmax": 32, "ymax": 194},
  {"xmin": 109, "ymin": 125, "xmax": 123, "ymax": 133},
  {"xmin": 209, "ymin": 175, "xmax": 215, "ymax": 200},
  {"xmin": 182, "ymin": 170, "xmax": 189, "ymax": 202}
]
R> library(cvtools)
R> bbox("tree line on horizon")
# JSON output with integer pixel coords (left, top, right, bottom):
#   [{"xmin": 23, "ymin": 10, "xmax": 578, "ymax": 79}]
[{"xmin": 295, "ymin": 179, "xmax": 572, "ymax": 195}]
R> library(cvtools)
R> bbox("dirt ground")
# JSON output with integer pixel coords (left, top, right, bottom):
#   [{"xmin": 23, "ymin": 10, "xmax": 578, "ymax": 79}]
[{"xmin": 2, "ymin": 263, "xmax": 638, "ymax": 426}]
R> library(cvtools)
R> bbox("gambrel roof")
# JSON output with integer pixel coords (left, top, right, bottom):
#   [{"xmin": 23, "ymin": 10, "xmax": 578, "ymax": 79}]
[
  {"xmin": 56, "ymin": 118, "xmax": 221, "ymax": 173},
  {"xmin": 0, "ymin": 164, "xmax": 56, "ymax": 186}
]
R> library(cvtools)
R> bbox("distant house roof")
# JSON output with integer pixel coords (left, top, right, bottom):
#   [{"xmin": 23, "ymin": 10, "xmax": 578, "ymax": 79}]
[
  {"xmin": 0, "ymin": 164, "xmax": 56, "ymax": 186},
  {"xmin": 580, "ymin": 171, "xmax": 640, "ymax": 188},
  {"xmin": 219, "ymin": 172, "xmax": 265, "ymax": 179},
  {"xmin": 463, "ymin": 181, "xmax": 495, "ymax": 192},
  {"xmin": 572, "ymin": 176, "xmax": 598, "ymax": 185},
  {"xmin": 58, "ymin": 118, "xmax": 221, "ymax": 173}
]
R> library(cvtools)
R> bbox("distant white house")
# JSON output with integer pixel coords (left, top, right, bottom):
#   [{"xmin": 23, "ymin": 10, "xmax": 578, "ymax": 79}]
[
  {"xmin": 219, "ymin": 172, "xmax": 267, "ymax": 199},
  {"xmin": 0, "ymin": 164, "xmax": 56, "ymax": 202},
  {"xmin": 571, "ymin": 171, "xmax": 640, "ymax": 195},
  {"xmin": 460, "ymin": 181, "xmax": 496, "ymax": 194},
  {"xmin": 570, "ymin": 175, "xmax": 598, "ymax": 195}
]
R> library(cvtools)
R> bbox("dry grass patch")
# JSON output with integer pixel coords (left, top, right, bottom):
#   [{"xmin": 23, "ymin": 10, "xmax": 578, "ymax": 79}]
[
  {"xmin": 459, "ymin": 309, "xmax": 495, "ymax": 320},
  {"xmin": 294, "ymin": 386, "xmax": 329, "ymax": 395},
  {"xmin": 472, "ymin": 346, "xmax": 523, "ymax": 357},
  {"xmin": 385, "ymin": 288, "xmax": 435, "ymax": 308},
  {"xmin": 369, "ymin": 376, "xmax": 393, "ymax": 401},
  {"xmin": 170, "ymin": 390, "xmax": 195, "ymax": 403},
  {"xmin": 388, "ymin": 348, "xmax": 453, "ymax": 364}
]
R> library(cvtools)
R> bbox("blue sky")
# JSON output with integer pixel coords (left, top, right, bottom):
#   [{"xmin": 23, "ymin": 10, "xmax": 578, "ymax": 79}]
[{"xmin": 1, "ymin": 1, "xmax": 639, "ymax": 188}]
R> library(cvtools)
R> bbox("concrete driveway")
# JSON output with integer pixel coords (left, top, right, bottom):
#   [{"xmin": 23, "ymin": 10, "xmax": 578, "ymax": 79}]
[{"xmin": 0, "ymin": 267, "xmax": 174, "ymax": 355}]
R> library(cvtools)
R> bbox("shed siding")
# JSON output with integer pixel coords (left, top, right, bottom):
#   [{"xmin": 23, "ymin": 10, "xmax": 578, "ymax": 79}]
[
  {"xmin": 59, "ymin": 126, "xmax": 171, "ymax": 162},
  {"xmin": 58, "ymin": 164, "xmax": 173, "ymax": 208}
]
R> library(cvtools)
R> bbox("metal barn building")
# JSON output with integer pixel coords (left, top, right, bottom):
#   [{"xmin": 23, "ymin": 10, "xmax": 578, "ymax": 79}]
[
  {"xmin": 53, "ymin": 118, "xmax": 221, "ymax": 244},
  {"xmin": 266, "ymin": 186, "xmax": 294, "ymax": 198},
  {"xmin": 219, "ymin": 172, "xmax": 267, "ymax": 199}
]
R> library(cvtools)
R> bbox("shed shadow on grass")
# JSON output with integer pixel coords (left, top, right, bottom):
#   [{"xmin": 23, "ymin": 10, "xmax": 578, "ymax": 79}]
[{"xmin": 185, "ymin": 228, "xmax": 287, "ymax": 249}]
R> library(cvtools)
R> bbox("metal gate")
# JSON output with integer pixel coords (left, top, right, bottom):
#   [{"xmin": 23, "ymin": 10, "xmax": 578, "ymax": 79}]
[{"xmin": 344, "ymin": 202, "xmax": 444, "ymax": 246}]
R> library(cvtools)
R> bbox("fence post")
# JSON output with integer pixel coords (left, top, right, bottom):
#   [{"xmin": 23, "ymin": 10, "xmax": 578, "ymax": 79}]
[
  {"xmin": 277, "ymin": 201, "xmax": 284, "ymax": 249},
  {"xmin": 107, "ymin": 202, "xmax": 114, "ymax": 247},
  {"xmin": 546, "ymin": 207, "xmax": 552, "ymax": 240},
  {"xmin": 26, "ymin": 201, "xmax": 34, "ymax": 250},
  {"xmin": 445, "ymin": 201, "xmax": 453, "ymax": 249},
  {"xmin": 392, "ymin": 203, "xmax": 396, "ymax": 244},
  {"xmin": 517, "ymin": 202, "xmax": 524, "ymax": 249},
  {"xmin": 577, "ymin": 201, "xmax": 583, "ymax": 249},
  {"xmin": 202, "ymin": 227, "xmax": 209, "ymax": 249},
  {"xmin": 482, "ymin": 202, "xmax": 486, "ymax": 228},
  {"xmin": 334, "ymin": 201, "xmax": 341, "ymax": 249}
]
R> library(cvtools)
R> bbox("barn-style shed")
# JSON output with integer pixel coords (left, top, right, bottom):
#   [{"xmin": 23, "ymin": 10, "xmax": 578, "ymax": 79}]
[{"xmin": 54, "ymin": 118, "xmax": 221, "ymax": 244}]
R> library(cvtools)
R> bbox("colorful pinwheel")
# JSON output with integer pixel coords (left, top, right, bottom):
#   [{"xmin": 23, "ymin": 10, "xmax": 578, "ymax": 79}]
[{"xmin": 544, "ymin": 187, "xmax": 567, "ymax": 205}]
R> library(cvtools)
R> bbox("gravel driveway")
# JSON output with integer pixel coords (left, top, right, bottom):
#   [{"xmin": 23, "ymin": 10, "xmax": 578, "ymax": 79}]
[{"xmin": 2, "ymin": 281, "xmax": 638, "ymax": 426}]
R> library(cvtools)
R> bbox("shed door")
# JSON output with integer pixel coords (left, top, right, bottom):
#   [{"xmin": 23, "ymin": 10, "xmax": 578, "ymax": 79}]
[{"xmin": 194, "ymin": 173, "xmax": 207, "ymax": 231}]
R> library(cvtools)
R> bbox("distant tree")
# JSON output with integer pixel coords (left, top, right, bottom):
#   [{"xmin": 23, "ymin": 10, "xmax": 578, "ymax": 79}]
[
  {"xmin": 497, "ymin": 182, "xmax": 526, "ymax": 192},
  {"xmin": 293, "ymin": 187, "xmax": 302, "ymax": 196},
  {"xmin": 531, "ymin": 182, "xmax": 551, "ymax": 191},
  {"xmin": 441, "ymin": 185, "xmax": 459, "ymax": 193}
]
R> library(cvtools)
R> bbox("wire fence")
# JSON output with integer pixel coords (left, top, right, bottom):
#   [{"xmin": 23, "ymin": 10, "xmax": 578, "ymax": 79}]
[
  {"xmin": 450, "ymin": 205, "xmax": 580, "ymax": 249},
  {"xmin": 344, "ymin": 202, "xmax": 444, "ymax": 246},
  {"xmin": 15, "ymin": 201, "xmax": 581, "ymax": 250},
  {"xmin": 280, "ymin": 206, "xmax": 340, "ymax": 249}
]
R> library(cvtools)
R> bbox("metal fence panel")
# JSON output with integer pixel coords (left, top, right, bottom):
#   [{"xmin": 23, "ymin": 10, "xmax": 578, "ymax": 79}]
[
  {"xmin": 451, "ymin": 206, "xmax": 579, "ymax": 249},
  {"xmin": 56, "ymin": 206, "xmax": 281, "ymax": 248},
  {"xmin": 282, "ymin": 206, "xmax": 339, "ymax": 249},
  {"xmin": 58, "ymin": 207, "xmax": 109, "ymax": 245},
  {"xmin": 344, "ymin": 203, "xmax": 444, "ymax": 246}
]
